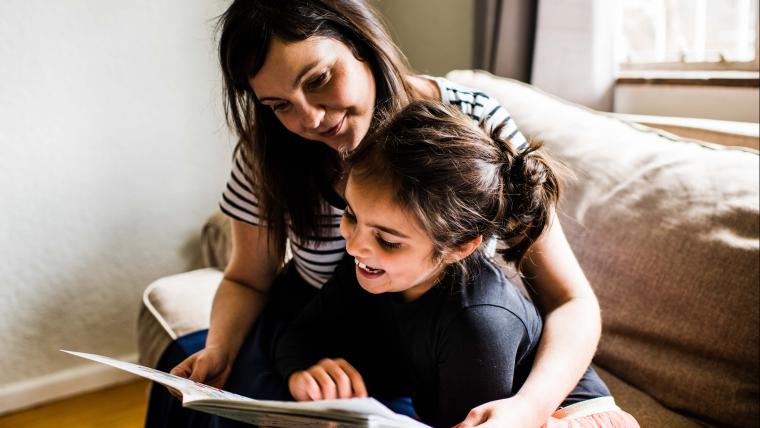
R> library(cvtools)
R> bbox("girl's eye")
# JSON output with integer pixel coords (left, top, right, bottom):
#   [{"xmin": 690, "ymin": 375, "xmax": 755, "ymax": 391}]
[
  {"xmin": 376, "ymin": 235, "xmax": 401, "ymax": 250},
  {"xmin": 307, "ymin": 72, "xmax": 329, "ymax": 90},
  {"xmin": 343, "ymin": 209, "xmax": 356, "ymax": 223}
]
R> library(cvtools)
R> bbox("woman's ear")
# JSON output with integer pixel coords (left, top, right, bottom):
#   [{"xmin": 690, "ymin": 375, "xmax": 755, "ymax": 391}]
[{"xmin": 443, "ymin": 235, "xmax": 483, "ymax": 264}]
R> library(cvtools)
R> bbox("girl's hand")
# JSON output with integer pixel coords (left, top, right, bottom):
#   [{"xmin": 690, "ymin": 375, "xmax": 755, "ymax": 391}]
[
  {"xmin": 168, "ymin": 346, "xmax": 233, "ymax": 398},
  {"xmin": 453, "ymin": 396, "xmax": 543, "ymax": 428},
  {"xmin": 288, "ymin": 358, "xmax": 368, "ymax": 401}
]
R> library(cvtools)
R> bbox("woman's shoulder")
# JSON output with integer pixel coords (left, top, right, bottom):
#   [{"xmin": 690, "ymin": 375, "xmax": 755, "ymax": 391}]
[
  {"xmin": 406, "ymin": 74, "xmax": 441, "ymax": 100},
  {"xmin": 413, "ymin": 75, "xmax": 494, "ymax": 101}
]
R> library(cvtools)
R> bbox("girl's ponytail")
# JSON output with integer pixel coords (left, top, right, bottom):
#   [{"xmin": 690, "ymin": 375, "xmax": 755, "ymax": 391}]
[{"xmin": 493, "ymin": 136, "xmax": 561, "ymax": 269}]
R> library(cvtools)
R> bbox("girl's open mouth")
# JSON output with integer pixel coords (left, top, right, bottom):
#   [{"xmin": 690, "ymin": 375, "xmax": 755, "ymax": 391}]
[{"xmin": 355, "ymin": 258, "xmax": 385, "ymax": 278}]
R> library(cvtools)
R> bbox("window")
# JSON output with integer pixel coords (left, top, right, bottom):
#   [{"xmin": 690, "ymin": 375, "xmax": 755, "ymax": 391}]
[{"xmin": 616, "ymin": 0, "xmax": 759, "ymax": 71}]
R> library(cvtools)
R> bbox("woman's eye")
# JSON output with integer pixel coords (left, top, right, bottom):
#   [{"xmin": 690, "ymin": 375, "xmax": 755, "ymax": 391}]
[
  {"xmin": 270, "ymin": 102, "xmax": 289, "ymax": 112},
  {"xmin": 376, "ymin": 235, "xmax": 401, "ymax": 250},
  {"xmin": 342, "ymin": 210, "xmax": 356, "ymax": 223},
  {"xmin": 307, "ymin": 72, "xmax": 329, "ymax": 90}
]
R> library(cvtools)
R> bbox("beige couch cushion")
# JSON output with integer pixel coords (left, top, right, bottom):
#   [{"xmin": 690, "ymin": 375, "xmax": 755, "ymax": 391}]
[
  {"xmin": 593, "ymin": 365, "xmax": 701, "ymax": 427},
  {"xmin": 446, "ymin": 70, "xmax": 759, "ymax": 427},
  {"xmin": 137, "ymin": 268, "xmax": 222, "ymax": 368}
]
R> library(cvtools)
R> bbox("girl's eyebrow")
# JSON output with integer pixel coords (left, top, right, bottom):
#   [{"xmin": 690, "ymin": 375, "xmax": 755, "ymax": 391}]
[
  {"xmin": 344, "ymin": 201, "xmax": 411, "ymax": 239},
  {"xmin": 369, "ymin": 223, "xmax": 410, "ymax": 239}
]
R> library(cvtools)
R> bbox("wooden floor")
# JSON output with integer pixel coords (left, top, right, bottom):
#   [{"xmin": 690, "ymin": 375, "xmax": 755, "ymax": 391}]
[{"xmin": 0, "ymin": 379, "xmax": 151, "ymax": 428}]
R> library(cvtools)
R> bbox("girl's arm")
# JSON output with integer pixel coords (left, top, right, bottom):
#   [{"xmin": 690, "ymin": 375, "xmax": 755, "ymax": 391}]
[
  {"xmin": 170, "ymin": 218, "xmax": 281, "ymax": 387},
  {"xmin": 274, "ymin": 256, "xmax": 368, "ymax": 400},
  {"xmin": 455, "ymin": 215, "xmax": 601, "ymax": 428},
  {"xmin": 436, "ymin": 306, "xmax": 529, "ymax": 428}
]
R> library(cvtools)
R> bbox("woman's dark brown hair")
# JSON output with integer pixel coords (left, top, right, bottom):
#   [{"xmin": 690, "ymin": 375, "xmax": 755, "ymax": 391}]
[
  {"xmin": 347, "ymin": 100, "xmax": 561, "ymax": 273},
  {"xmin": 217, "ymin": 0, "xmax": 414, "ymax": 262}
]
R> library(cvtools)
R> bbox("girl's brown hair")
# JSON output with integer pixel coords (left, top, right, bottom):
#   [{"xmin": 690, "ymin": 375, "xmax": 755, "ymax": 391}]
[
  {"xmin": 346, "ymin": 100, "xmax": 561, "ymax": 273},
  {"xmin": 217, "ymin": 0, "xmax": 414, "ymax": 262}
]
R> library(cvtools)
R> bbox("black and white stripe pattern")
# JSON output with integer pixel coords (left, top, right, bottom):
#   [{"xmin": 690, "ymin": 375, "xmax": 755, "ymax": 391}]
[
  {"xmin": 430, "ymin": 76, "xmax": 529, "ymax": 151},
  {"xmin": 219, "ymin": 76, "xmax": 523, "ymax": 288}
]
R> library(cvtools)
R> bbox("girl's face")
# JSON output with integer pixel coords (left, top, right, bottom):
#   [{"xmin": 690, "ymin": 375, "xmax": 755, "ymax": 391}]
[
  {"xmin": 340, "ymin": 175, "xmax": 446, "ymax": 302},
  {"xmin": 249, "ymin": 36, "xmax": 376, "ymax": 153}
]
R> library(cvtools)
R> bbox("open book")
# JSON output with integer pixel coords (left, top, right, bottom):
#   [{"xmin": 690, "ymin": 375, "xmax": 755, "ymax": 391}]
[{"xmin": 62, "ymin": 350, "xmax": 430, "ymax": 428}]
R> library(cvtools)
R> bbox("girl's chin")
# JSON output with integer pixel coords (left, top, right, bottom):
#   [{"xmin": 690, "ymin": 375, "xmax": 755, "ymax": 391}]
[{"xmin": 355, "ymin": 272, "xmax": 387, "ymax": 294}]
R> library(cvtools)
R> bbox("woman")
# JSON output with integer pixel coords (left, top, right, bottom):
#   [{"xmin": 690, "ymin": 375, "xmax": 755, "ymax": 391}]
[
  {"xmin": 148, "ymin": 1, "xmax": 602, "ymax": 427},
  {"xmin": 275, "ymin": 100, "xmax": 636, "ymax": 427}
]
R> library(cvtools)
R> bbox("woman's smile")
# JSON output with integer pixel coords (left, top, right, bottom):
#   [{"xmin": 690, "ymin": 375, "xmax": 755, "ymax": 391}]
[{"xmin": 319, "ymin": 115, "xmax": 346, "ymax": 138}]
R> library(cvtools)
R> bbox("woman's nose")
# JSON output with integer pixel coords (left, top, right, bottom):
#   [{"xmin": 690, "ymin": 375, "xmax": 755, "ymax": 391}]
[{"xmin": 298, "ymin": 102, "xmax": 325, "ymax": 131}]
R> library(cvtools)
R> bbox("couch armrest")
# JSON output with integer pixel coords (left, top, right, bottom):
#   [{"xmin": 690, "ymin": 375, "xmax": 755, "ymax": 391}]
[
  {"xmin": 201, "ymin": 211, "xmax": 232, "ymax": 270},
  {"xmin": 137, "ymin": 268, "xmax": 222, "ymax": 368},
  {"xmin": 610, "ymin": 113, "xmax": 759, "ymax": 150}
]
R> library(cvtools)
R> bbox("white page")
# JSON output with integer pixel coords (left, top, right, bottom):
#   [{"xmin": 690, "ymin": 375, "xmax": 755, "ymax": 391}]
[{"xmin": 61, "ymin": 350, "xmax": 429, "ymax": 428}]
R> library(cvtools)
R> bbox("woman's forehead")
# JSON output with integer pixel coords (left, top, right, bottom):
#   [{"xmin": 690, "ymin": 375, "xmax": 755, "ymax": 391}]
[{"xmin": 249, "ymin": 36, "xmax": 343, "ymax": 92}]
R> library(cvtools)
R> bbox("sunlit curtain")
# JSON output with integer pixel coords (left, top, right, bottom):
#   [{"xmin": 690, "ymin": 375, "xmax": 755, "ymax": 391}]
[{"xmin": 473, "ymin": 0, "xmax": 539, "ymax": 82}]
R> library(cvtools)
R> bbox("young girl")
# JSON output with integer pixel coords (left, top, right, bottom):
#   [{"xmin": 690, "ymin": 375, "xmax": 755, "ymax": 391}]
[
  {"xmin": 149, "ymin": 1, "xmax": 603, "ymax": 427},
  {"xmin": 274, "ymin": 101, "xmax": 638, "ymax": 428}
]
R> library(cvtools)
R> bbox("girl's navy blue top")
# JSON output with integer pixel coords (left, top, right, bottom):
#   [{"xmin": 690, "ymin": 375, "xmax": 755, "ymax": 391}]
[{"xmin": 275, "ymin": 253, "xmax": 610, "ymax": 427}]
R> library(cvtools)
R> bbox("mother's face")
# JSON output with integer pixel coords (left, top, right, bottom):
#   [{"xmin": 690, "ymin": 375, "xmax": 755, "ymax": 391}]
[{"xmin": 250, "ymin": 36, "xmax": 377, "ymax": 153}]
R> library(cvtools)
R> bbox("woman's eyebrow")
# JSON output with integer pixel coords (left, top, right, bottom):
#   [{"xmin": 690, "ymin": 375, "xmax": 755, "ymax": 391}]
[
  {"xmin": 256, "ymin": 60, "xmax": 321, "ymax": 102},
  {"xmin": 291, "ymin": 60, "xmax": 320, "ymax": 89}
]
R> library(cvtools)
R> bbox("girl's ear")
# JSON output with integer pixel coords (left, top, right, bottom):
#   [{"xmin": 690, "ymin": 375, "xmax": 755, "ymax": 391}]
[{"xmin": 443, "ymin": 235, "xmax": 483, "ymax": 264}]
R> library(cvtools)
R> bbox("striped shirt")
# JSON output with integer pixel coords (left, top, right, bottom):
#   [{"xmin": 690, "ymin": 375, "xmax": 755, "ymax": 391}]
[{"xmin": 219, "ymin": 76, "xmax": 526, "ymax": 288}]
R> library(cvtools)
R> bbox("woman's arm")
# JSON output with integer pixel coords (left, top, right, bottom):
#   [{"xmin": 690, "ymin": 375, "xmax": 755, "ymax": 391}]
[
  {"xmin": 170, "ymin": 218, "xmax": 281, "ymax": 388},
  {"xmin": 455, "ymin": 215, "xmax": 601, "ymax": 428}
]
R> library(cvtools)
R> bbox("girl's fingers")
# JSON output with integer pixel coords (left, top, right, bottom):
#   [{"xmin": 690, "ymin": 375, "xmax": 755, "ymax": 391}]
[
  {"xmin": 308, "ymin": 365, "xmax": 337, "ymax": 399},
  {"xmin": 300, "ymin": 372, "xmax": 323, "ymax": 401},
  {"xmin": 289, "ymin": 371, "xmax": 322, "ymax": 401},
  {"xmin": 303, "ymin": 373, "xmax": 323, "ymax": 401},
  {"xmin": 334, "ymin": 359, "xmax": 367, "ymax": 398},
  {"xmin": 319, "ymin": 359, "xmax": 353, "ymax": 399},
  {"xmin": 296, "ymin": 359, "xmax": 367, "ymax": 401}
]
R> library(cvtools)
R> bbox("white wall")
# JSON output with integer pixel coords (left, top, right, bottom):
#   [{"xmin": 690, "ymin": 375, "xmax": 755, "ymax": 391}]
[
  {"xmin": 531, "ymin": 0, "xmax": 616, "ymax": 111},
  {"xmin": 614, "ymin": 85, "xmax": 760, "ymax": 122},
  {"xmin": 0, "ymin": 0, "xmax": 233, "ymax": 411},
  {"xmin": 373, "ymin": 0, "xmax": 474, "ymax": 76}
]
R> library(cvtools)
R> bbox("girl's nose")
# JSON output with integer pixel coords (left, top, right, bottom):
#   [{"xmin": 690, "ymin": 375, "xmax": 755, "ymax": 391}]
[{"xmin": 344, "ymin": 227, "xmax": 372, "ymax": 259}]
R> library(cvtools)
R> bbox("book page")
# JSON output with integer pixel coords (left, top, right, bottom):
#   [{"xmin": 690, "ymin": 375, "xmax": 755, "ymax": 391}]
[{"xmin": 61, "ymin": 350, "xmax": 429, "ymax": 428}]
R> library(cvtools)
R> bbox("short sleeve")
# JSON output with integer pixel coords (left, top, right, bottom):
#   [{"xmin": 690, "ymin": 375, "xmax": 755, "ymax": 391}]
[
  {"xmin": 432, "ymin": 76, "xmax": 529, "ymax": 151},
  {"xmin": 435, "ymin": 305, "xmax": 532, "ymax": 427},
  {"xmin": 219, "ymin": 149, "xmax": 265, "ymax": 226}
]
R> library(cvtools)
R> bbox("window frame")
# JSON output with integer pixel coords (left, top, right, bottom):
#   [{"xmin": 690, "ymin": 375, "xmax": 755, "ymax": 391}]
[{"xmin": 617, "ymin": 0, "xmax": 760, "ymax": 73}]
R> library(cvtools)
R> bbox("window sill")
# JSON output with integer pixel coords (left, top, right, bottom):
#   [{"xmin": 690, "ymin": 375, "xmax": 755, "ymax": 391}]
[{"xmin": 616, "ymin": 71, "xmax": 759, "ymax": 88}]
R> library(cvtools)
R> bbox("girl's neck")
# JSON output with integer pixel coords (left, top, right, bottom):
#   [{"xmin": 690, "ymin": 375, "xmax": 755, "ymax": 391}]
[{"xmin": 400, "ymin": 262, "xmax": 448, "ymax": 303}]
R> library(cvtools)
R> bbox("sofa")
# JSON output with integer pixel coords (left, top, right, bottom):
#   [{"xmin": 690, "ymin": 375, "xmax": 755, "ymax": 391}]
[{"xmin": 137, "ymin": 70, "xmax": 760, "ymax": 427}]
